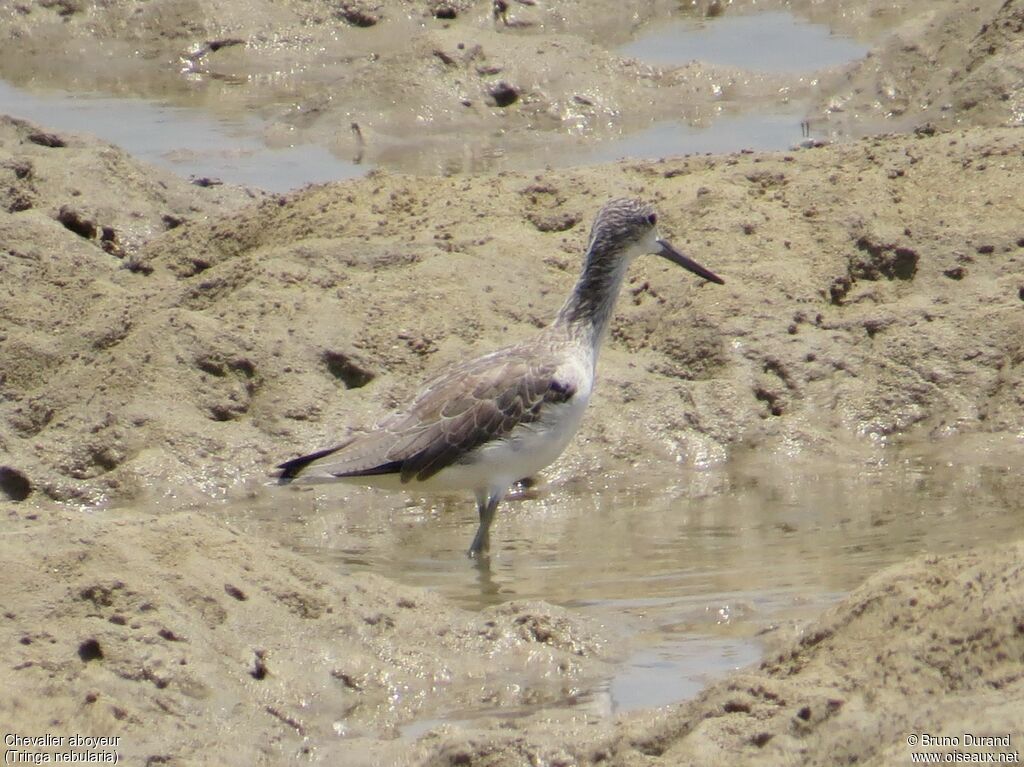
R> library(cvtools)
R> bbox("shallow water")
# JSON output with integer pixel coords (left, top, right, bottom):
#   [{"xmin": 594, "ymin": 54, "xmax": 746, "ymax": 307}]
[
  {"xmin": 621, "ymin": 10, "xmax": 869, "ymax": 72},
  {"xmin": 0, "ymin": 9, "xmax": 871, "ymax": 187},
  {"xmin": 571, "ymin": 105, "xmax": 810, "ymax": 166},
  {"xmin": 0, "ymin": 80, "xmax": 363, "ymax": 192},
  {"xmin": 228, "ymin": 434, "xmax": 1024, "ymax": 730},
  {"xmin": 0, "ymin": 76, "xmax": 809, "ymax": 184}
]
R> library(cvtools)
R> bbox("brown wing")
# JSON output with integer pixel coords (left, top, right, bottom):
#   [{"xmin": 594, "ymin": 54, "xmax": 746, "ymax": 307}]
[
  {"xmin": 276, "ymin": 343, "xmax": 577, "ymax": 484},
  {"xmin": 384, "ymin": 346, "xmax": 577, "ymax": 481}
]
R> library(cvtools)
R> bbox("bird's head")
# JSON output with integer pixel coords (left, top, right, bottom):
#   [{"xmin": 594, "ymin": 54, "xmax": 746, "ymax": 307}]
[{"xmin": 587, "ymin": 198, "xmax": 724, "ymax": 285}]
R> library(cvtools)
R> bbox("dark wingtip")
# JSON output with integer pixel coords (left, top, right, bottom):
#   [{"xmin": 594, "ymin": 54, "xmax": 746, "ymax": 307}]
[{"xmin": 275, "ymin": 446, "xmax": 343, "ymax": 484}]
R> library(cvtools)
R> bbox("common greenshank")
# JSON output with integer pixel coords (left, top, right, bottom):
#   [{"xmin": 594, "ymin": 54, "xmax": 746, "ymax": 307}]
[{"xmin": 277, "ymin": 198, "xmax": 724, "ymax": 558}]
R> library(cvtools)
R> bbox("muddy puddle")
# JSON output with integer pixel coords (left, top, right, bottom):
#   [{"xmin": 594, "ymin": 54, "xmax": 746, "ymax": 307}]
[
  {"xmin": 573, "ymin": 104, "xmax": 811, "ymax": 165},
  {"xmin": 0, "ymin": 74, "xmax": 811, "ymax": 185},
  {"xmin": 222, "ymin": 434, "xmax": 1024, "ymax": 734},
  {"xmin": 620, "ymin": 10, "xmax": 869, "ymax": 72},
  {"xmin": 0, "ymin": 79, "xmax": 364, "ymax": 192},
  {"xmin": 0, "ymin": 8, "xmax": 872, "ymax": 186}
]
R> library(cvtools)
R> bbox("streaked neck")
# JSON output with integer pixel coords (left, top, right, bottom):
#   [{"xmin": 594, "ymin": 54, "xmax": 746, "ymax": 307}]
[{"xmin": 553, "ymin": 247, "xmax": 633, "ymax": 350}]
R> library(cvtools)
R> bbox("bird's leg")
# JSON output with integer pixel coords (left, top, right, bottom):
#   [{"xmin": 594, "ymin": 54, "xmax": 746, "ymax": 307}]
[{"xmin": 468, "ymin": 490, "xmax": 502, "ymax": 559}]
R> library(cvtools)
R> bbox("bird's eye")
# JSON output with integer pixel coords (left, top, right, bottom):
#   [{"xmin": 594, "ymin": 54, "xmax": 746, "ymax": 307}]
[{"xmin": 646, "ymin": 213, "xmax": 657, "ymax": 226}]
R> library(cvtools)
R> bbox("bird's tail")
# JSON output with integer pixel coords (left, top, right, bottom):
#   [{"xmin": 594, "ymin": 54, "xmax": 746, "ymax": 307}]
[{"xmin": 274, "ymin": 445, "xmax": 344, "ymax": 484}]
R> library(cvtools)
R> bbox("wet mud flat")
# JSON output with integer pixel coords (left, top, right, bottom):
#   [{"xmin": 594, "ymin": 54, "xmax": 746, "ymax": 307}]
[
  {"xmin": 0, "ymin": 0, "xmax": 968, "ymax": 179},
  {"xmin": 2, "ymin": 0, "xmax": 1024, "ymax": 764},
  {"xmin": 2, "ymin": 112, "xmax": 1023, "ymax": 763}
]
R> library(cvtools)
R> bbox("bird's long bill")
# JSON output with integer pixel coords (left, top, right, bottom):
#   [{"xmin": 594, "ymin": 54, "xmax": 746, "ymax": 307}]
[{"xmin": 656, "ymin": 239, "xmax": 725, "ymax": 285}]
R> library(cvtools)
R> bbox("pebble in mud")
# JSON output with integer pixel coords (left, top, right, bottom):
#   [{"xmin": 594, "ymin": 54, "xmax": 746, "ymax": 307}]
[
  {"xmin": 27, "ymin": 130, "xmax": 65, "ymax": 148},
  {"xmin": 56, "ymin": 205, "xmax": 97, "ymax": 239},
  {"xmin": 487, "ymin": 81, "xmax": 519, "ymax": 107},
  {"xmin": 77, "ymin": 639, "xmax": 103, "ymax": 662},
  {"xmin": 336, "ymin": 4, "xmax": 379, "ymax": 26},
  {"xmin": 0, "ymin": 467, "xmax": 32, "ymax": 501}
]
